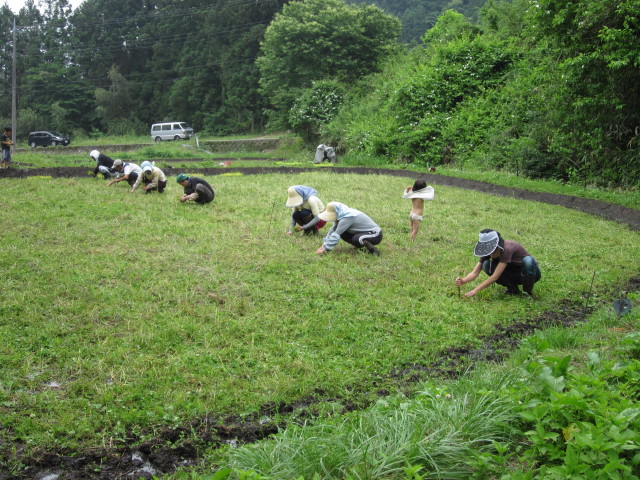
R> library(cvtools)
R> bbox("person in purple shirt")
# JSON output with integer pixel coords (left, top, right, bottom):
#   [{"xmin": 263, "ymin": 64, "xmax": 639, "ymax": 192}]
[{"xmin": 456, "ymin": 229, "xmax": 541, "ymax": 297}]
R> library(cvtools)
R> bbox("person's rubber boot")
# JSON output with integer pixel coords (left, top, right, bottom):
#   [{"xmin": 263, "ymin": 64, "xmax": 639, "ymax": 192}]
[
  {"xmin": 522, "ymin": 275, "xmax": 536, "ymax": 297},
  {"xmin": 362, "ymin": 240, "xmax": 380, "ymax": 256}
]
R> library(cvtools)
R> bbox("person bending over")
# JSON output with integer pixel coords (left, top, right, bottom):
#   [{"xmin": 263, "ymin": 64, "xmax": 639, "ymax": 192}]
[
  {"xmin": 456, "ymin": 229, "xmax": 541, "ymax": 297},
  {"xmin": 285, "ymin": 185, "xmax": 326, "ymax": 236},
  {"xmin": 315, "ymin": 202, "xmax": 383, "ymax": 256}
]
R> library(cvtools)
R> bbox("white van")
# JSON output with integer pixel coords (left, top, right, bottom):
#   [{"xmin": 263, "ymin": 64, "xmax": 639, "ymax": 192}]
[{"xmin": 150, "ymin": 122, "xmax": 194, "ymax": 142}]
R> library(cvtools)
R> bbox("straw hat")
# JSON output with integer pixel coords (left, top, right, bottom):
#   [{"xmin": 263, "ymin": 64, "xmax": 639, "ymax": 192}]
[
  {"xmin": 318, "ymin": 202, "xmax": 337, "ymax": 222},
  {"xmin": 285, "ymin": 187, "xmax": 303, "ymax": 208}
]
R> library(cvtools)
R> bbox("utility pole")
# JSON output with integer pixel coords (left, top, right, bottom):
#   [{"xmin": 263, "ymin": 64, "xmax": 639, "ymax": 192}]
[{"xmin": 12, "ymin": 18, "xmax": 17, "ymax": 151}]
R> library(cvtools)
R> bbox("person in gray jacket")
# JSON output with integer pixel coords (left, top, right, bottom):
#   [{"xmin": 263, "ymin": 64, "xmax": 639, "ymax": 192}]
[{"xmin": 315, "ymin": 202, "xmax": 383, "ymax": 256}]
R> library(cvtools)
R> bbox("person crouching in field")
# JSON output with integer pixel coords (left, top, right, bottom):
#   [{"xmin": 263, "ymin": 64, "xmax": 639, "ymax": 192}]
[
  {"xmin": 90, "ymin": 150, "xmax": 117, "ymax": 179},
  {"xmin": 106, "ymin": 160, "xmax": 141, "ymax": 187},
  {"xmin": 176, "ymin": 173, "xmax": 214, "ymax": 204},
  {"xmin": 456, "ymin": 229, "xmax": 541, "ymax": 297},
  {"xmin": 403, "ymin": 179, "xmax": 434, "ymax": 241},
  {"xmin": 131, "ymin": 162, "xmax": 167, "ymax": 194},
  {"xmin": 315, "ymin": 202, "xmax": 383, "ymax": 256},
  {"xmin": 285, "ymin": 185, "xmax": 326, "ymax": 236}
]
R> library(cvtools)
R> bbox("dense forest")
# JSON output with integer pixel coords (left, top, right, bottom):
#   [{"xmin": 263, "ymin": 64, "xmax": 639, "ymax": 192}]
[{"xmin": 1, "ymin": 0, "xmax": 638, "ymax": 186}]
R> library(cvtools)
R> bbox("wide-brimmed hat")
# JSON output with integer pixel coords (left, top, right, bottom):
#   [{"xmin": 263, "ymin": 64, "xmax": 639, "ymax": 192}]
[
  {"xmin": 318, "ymin": 202, "xmax": 337, "ymax": 222},
  {"xmin": 403, "ymin": 185, "xmax": 435, "ymax": 200},
  {"xmin": 112, "ymin": 159, "xmax": 123, "ymax": 169},
  {"xmin": 285, "ymin": 187, "xmax": 303, "ymax": 208},
  {"xmin": 473, "ymin": 229, "xmax": 503, "ymax": 257},
  {"xmin": 176, "ymin": 173, "xmax": 189, "ymax": 183},
  {"xmin": 142, "ymin": 165, "xmax": 153, "ymax": 174}
]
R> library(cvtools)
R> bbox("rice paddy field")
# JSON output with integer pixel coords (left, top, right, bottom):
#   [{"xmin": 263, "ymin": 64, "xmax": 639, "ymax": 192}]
[{"xmin": 1, "ymin": 153, "xmax": 639, "ymax": 478}]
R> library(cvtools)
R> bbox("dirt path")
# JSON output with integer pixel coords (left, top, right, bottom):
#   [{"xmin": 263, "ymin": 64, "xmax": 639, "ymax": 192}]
[{"xmin": 1, "ymin": 166, "xmax": 639, "ymax": 479}]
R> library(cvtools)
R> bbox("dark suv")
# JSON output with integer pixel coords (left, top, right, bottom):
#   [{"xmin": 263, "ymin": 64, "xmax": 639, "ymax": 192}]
[{"xmin": 28, "ymin": 131, "xmax": 71, "ymax": 147}]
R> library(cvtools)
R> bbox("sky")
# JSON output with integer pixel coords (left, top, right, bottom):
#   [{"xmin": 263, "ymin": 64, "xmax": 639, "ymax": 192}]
[{"xmin": 3, "ymin": 0, "xmax": 84, "ymax": 13}]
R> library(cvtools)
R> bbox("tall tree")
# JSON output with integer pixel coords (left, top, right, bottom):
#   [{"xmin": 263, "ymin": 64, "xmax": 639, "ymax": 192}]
[
  {"xmin": 0, "ymin": 5, "xmax": 15, "ymax": 121},
  {"xmin": 257, "ymin": 0, "xmax": 401, "ymax": 127}
]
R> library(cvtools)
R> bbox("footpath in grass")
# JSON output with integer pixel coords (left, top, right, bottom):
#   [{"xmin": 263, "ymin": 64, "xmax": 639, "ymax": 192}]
[{"xmin": 0, "ymin": 172, "xmax": 638, "ymax": 478}]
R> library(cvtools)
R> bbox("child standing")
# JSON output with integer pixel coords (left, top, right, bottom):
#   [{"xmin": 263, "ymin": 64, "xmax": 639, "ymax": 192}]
[
  {"xmin": 1, "ymin": 126, "xmax": 13, "ymax": 169},
  {"xmin": 402, "ymin": 179, "xmax": 434, "ymax": 241}
]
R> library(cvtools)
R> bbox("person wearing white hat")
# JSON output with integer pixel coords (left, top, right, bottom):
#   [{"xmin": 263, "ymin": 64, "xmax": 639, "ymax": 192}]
[
  {"xmin": 456, "ymin": 229, "xmax": 541, "ymax": 297},
  {"xmin": 403, "ymin": 178, "xmax": 434, "ymax": 241},
  {"xmin": 130, "ymin": 164, "xmax": 167, "ymax": 193},
  {"xmin": 90, "ymin": 150, "xmax": 117, "ymax": 179},
  {"xmin": 285, "ymin": 185, "xmax": 326, "ymax": 236},
  {"xmin": 315, "ymin": 202, "xmax": 383, "ymax": 256},
  {"xmin": 106, "ymin": 159, "xmax": 142, "ymax": 187}
]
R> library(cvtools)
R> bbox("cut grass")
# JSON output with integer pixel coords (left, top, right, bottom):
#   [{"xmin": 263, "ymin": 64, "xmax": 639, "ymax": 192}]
[{"xmin": 0, "ymin": 172, "xmax": 638, "ymax": 466}]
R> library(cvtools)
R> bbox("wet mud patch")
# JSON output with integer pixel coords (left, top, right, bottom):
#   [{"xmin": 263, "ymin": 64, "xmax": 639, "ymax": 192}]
[{"xmin": 392, "ymin": 300, "xmax": 589, "ymax": 382}]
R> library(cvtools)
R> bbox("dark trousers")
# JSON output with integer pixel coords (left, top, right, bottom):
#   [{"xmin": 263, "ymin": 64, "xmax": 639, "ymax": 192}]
[
  {"xmin": 293, "ymin": 209, "xmax": 326, "ymax": 234},
  {"xmin": 341, "ymin": 229, "xmax": 383, "ymax": 248},
  {"xmin": 195, "ymin": 184, "xmax": 214, "ymax": 204},
  {"xmin": 126, "ymin": 172, "xmax": 139, "ymax": 186},
  {"xmin": 482, "ymin": 256, "xmax": 541, "ymax": 289},
  {"xmin": 144, "ymin": 180, "xmax": 167, "ymax": 193}
]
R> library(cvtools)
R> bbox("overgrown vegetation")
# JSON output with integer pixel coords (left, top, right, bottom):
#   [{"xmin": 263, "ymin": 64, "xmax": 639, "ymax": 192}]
[{"xmin": 324, "ymin": 0, "xmax": 640, "ymax": 188}]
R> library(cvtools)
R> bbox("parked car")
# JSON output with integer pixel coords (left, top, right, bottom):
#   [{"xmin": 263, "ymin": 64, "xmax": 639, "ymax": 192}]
[
  {"xmin": 150, "ymin": 122, "xmax": 194, "ymax": 142},
  {"xmin": 28, "ymin": 131, "xmax": 71, "ymax": 147}
]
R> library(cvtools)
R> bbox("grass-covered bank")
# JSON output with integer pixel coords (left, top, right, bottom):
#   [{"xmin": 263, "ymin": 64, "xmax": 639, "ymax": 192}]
[
  {"xmin": 1, "ymin": 171, "xmax": 638, "ymax": 477},
  {"xmin": 206, "ymin": 294, "xmax": 640, "ymax": 480}
]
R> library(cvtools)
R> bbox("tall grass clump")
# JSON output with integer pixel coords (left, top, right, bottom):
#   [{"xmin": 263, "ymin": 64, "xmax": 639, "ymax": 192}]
[{"xmin": 224, "ymin": 381, "xmax": 516, "ymax": 479}]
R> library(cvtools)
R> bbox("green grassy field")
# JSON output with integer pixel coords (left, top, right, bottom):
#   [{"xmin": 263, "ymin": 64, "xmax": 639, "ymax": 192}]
[
  {"xmin": 1, "ymin": 170, "xmax": 638, "ymax": 471},
  {"xmin": 10, "ymin": 142, "xmax": 640, "ymax": 209}
]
